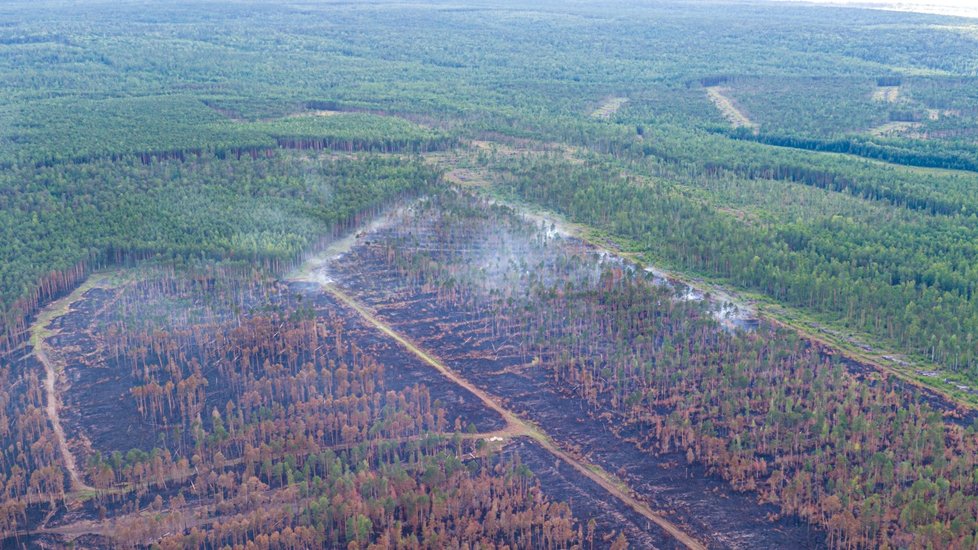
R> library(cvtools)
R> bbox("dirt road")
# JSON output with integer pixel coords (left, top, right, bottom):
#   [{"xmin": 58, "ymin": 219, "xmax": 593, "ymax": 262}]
[
  {"xmin": 322, "ymin": 282, "xmax": 708, "ymax": 550},
  {"xmin": 30, "ymin": 278, "xmax": 112, "ymax": 493}
]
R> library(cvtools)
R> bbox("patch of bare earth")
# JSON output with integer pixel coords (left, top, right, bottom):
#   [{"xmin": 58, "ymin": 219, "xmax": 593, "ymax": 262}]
[
  {"xmin": 312, "ymin": 277, "xmax": 708, "ymax": 550},
  {"xmin": 31, "ymin": 276, "xmax": 123, "ymax": 494},
  {"xmin": 286, "ymin": 109, "xmax": 342, "ymax": 118},
  {"xmin": 590, "ymin": 97, "xmax": 629, "ymax": 119},
  {"xmin": 872, "ymin": 85, "xmax": 900, "ymax": 103},
  {"xmin": 869, "ymin": 120, "xmax": 921, "ymax": 137},
  {"xmin": 705, "ymin": 87, "xmax": 758, "ymax": 132}
]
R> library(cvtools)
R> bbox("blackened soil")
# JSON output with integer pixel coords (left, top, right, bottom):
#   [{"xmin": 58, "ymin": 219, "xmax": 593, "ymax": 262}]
[
  {"xmin": 0, "ymin": 533, "xmax": 117, "ymax": 550},
  {"xmin": 330, "ymin": 242, "xmax": 827, "ymax": 549},
  {"xmin": 290, "ymin": 281, "xmax": 506, "ymax": 433},
  {"xmin": 57, "ymin": 287, "xmax": 165, "ymax": 453},
  {"xmin": 55, "ymin": 281, "xmax": 506, "ymax": 462},
  {"xmin": 505, "ymin": 436, "xmax": 683, "ymax": 549},
  {"xmin": 377, "ymin": 295, "xmax": 824, "ymax": 548}
]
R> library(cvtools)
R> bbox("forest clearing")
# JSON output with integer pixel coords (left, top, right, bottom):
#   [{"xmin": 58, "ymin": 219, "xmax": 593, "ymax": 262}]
[
  {"xmin": 591, "ymin": 97, "xmax": 630, "ymax": 119},
  {"xmin": 705, "ymin": 88, "xmax": 758, "ymax": 131},
  {"xmin": 872, "ymin": 85, "xmax": 900, "ymax": 103}
]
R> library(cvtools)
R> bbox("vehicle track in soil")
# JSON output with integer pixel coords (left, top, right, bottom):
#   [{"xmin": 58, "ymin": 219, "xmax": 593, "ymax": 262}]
[
  {"xmin": 706, "ymin": 87, "xmax": 757, "ymax": 132},
  {"xmin": 37, "ymin": 344, "xmax": 91, "ymax": 493},
  {"xmin": 29, "ymin": 276, "xmax": 120, "ymax": 494},
  {"xmin": 319, "ymin": 282, "xmax": 708, "ymax": 550}
]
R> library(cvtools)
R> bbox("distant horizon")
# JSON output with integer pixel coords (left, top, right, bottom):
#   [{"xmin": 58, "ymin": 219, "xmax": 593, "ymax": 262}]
[{"xmin": 773, "ymin": 0, "xmax": 978, "ymax": 18}]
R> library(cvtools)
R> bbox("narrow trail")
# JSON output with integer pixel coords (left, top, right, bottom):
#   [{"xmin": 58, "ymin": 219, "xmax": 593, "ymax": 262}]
[
  {"xmin": 321, "ymin": 283, "xmax": 707, "ymax": 550},
  {"xmin": 29, "ymin": 278, "xmax": 113, "ymax": 494},
  {"xmin": 36, "ymin": 344, "xmax": 90, "ymax": 493}
]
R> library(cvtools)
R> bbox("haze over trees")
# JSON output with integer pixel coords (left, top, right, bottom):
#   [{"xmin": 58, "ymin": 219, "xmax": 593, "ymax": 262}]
[{"xmin": 2, "ymin": 0, "xmax": 978, "ymax": 548}]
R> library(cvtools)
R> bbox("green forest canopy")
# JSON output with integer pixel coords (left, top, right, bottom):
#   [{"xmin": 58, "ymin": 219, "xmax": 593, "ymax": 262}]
[{"xmin": 2, "ymin": 0, "xmax": 978, "ymax": 379}]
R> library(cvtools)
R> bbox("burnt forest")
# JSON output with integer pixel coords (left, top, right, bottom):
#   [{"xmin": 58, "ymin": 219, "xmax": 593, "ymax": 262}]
[{"xmin": 3, "ymin": 0, "xmax": 978, "ymax": 548}]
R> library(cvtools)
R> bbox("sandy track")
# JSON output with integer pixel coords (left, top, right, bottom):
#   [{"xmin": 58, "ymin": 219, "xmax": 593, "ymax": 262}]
[
  {"xmin": 706, "ymin": 87, "xmax": 757, "ymax": 131},
  {"xmin": 590, "ymin": 97, "xmax": 629, "ymax": 119},
  {"xmin": 30, "ymin": 277, "xmax": 116, "ymax": 494},
  {"xmin": 321, "ymin": 283, "xmax": 707, "ymax": 550},
  {"xmin": 872, "ymin": 86, "xmax": 900, "ymax": 103},
  {"xmin": 36, "ymin": 344, "xmax": 91, "ymax": 493}
]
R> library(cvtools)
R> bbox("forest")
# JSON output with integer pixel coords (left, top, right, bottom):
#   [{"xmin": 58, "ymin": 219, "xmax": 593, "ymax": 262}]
[
  {"xmin": 2, "ymin": 0, "xmax": 978, "ymax": 548},
  {"xmin": 325, "ymin": 191, "xmax": 978, "ymax": 548}
]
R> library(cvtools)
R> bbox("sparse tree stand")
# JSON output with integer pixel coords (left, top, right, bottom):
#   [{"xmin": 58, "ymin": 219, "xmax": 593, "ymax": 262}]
[
  {"xmin": 3, "ymin": 1, "xmax": 978, "ymax": 548},
  {"xmin": 333, "ymin": 189, "xmax": 978, "ymax": 548}
]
